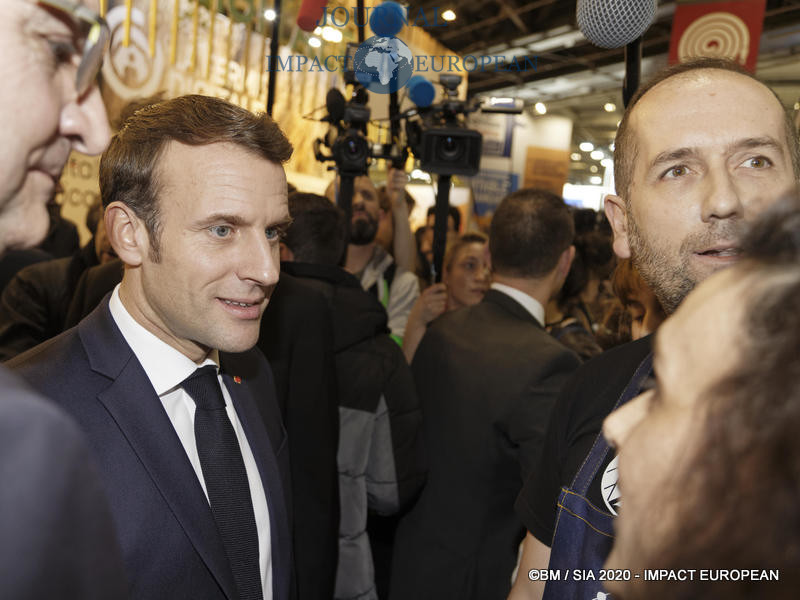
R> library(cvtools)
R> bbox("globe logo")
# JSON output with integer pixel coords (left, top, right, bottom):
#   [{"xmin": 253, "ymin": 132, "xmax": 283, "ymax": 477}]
[{"xmin": 353, "ymin": 35, "xmax": 414, "ymax": 94}]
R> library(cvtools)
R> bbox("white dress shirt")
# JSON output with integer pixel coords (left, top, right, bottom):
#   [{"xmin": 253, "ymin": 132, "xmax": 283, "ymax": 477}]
[
  {"xmin": 490, "ymin": 282, "xmax": 546, "ymax": 326},
  {"xmin": 108, "ymin": 285, "xmax": 272, "ymax": 599}
]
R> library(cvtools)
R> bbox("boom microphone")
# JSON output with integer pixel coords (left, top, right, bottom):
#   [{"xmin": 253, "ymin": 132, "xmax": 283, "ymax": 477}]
[
  {"xmin": 370, "ymin": 1, "xmax": 406, "ymax": 37},
  {"xmin": 576, "ymin": 0, "xmax": 657, "ymax": 107},
  {"xmin": 407, "ymin": 75, "xmax": 435, "ymax": 108},
  {"xmin": 325, "ymin": 88, "xmax": 346, "ymax": 123},
  {"xmin": 576, "ymin": 0, "xmax": 656, "ymax": 49}
]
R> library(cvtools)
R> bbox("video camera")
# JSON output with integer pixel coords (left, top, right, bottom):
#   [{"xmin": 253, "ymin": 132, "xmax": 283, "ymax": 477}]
[
  {"xmin": 405, "ymin": 75, "xmax": 483, "ymax": 177},
  {"xmin": 313, "ymin": 45, "xmax": 373, "ymax": 177}
]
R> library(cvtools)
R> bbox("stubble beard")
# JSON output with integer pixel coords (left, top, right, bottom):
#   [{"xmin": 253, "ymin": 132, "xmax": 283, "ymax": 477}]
[
  {"xmin": 627, "ymin": 214, "xmax": 747, "ymax": 315},
  {"xmin": 627, "ymin": 215, "xmax": 696, "ymax": 316}
]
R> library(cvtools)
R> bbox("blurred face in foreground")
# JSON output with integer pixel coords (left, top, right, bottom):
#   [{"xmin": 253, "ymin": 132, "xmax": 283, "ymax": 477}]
[
  {"xmin": 601, "ymin": 267, "xmax": 748, "ymax": 591},
  {"xmin": 0, "ymin": 0, "xmax": 111, "ymax": 253}
]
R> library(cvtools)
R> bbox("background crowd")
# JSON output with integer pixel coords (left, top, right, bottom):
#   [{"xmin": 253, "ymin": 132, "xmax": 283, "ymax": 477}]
[{"xmin": 1, "ymin": 3, "xmax": 799, "ymax": 599}]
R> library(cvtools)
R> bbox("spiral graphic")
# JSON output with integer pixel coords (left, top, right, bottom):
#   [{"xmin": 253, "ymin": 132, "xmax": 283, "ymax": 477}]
[
  {"xmin": 101, "ymin": 6, "xmax": 166, "ymax": 100},
  {"xmin": 678, "ymin": 12, "xmax": 750, "ymax": 65}
]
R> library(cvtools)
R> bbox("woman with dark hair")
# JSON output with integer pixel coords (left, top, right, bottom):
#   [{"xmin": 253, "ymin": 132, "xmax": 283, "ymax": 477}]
[
  {"xmin": 402, "ymin": 232, "xmax": 489, "ymax": 362},
  {"xmin": 601, "ymin": 197, "xmax": 800, "ymax": 600},
  {"xmin": 545, "ymin": 231, "xmax": 614, "ymax": 360}
]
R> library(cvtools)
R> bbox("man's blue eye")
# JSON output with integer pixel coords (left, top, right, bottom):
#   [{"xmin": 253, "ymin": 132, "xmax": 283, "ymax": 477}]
[
  {"xmin": 266, "ymin": 227, "xmax": 280, "ymax": 241},
  {"xmin": 210, "ymin": 225, "xmax": 231, "ymax": 237}
]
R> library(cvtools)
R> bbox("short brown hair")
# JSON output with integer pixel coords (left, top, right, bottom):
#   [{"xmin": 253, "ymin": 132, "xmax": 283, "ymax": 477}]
[
  {"xmin": 100, "ymin": 95, "xmax": 293, "ymax": 259},
  {"xmin": 614, "ymin": 58, "xmax": 800, "ymax": 202},
  {"xmin": 489, "ymin": 188, "xmax": 574, "ymax": 278}
]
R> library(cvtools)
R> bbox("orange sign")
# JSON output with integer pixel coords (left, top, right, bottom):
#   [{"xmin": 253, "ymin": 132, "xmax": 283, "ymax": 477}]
[{"xmin": 669, "ymin": 0, "xmax": 766, "ymax": 72}]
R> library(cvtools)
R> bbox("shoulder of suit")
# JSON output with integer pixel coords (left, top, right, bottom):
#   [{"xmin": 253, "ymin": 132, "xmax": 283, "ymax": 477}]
[
  {"xmin": 7, "ymin": 326, "xmax": 82, "ymax": 371},
  {"xmin": 0, "ymin": 365, "xmax": 85, "ymax": 443}
]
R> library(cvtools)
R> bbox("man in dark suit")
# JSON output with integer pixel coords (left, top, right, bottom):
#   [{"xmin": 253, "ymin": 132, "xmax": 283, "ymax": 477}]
[
  {"xmin": 11, "ymin": 94, "xmax": 295, "ymax": 600},
  {"xmin": 389, "ymin": 189, "xmax": 581, "ymax": 600},
  {"xmin": 0, "ymin": 0, "xmax": 128, "ymax": 597},
  {"xmin": 64, "ymin": 257, "xmax": 342, "ymax": 600}
]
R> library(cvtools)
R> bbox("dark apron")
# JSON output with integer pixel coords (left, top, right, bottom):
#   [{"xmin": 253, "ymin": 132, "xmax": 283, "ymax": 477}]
[{"xmin": 542, "ymin": 352, "xmax": 653, "ymax": 600}]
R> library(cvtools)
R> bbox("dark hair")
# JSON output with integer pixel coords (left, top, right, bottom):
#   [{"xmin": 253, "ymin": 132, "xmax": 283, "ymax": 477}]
[
  {"xmin": 489, "ymin": 188, "xmax": 574, "ymax": 278},
  {"xmin": 623, "ymin": 196, "xmax": 800, "ymax": 599},
  {"xmin": 614, "ymin": 57, "xmax": 800, "ymax": 202},
  {"xmin": 285, "ymin": 193, "xmax": 348, "ymax": 266},
  {"xmin": 555, "ymin": 231, "xmax": 614, "ymax": 308},
  {"xmin": 427, "ymin": 204, "xmax": 461, "ymax": 233},
  {"xmin": 100, "ymin": 94, "xmax": 293, "ymax": 260},
  {"xmin": 573, "ymin": 208, "xmax": 601, "ymax": 236},
  {"xmin": 85, "ymin": 198, "xmax": 103, "ymax": 235}
]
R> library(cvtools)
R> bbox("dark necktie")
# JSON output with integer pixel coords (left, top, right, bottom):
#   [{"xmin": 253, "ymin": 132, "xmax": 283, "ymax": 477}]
[{"xmin": 181, "ymin": 365, "xmax": 264, "ymax": 600}]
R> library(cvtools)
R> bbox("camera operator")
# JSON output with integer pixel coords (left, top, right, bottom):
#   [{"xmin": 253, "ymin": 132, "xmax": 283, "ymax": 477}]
[{"xmin": 327, "ymin": 169, "xmax": 420, "ymax": 345}]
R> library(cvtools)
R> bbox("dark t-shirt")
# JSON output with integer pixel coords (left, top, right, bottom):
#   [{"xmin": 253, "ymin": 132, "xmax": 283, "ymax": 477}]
[{"xmin": 515, "ymin": 335, "xmax": 653, "ymax": 545}]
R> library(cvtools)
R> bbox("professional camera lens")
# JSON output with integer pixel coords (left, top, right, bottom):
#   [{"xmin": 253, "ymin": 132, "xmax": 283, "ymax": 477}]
[{"xmin": 437, "ymin": 135, "xmax": 464, "ymax": 161}]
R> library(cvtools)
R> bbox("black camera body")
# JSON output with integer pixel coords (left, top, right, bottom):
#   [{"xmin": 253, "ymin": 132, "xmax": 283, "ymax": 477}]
[
  {"xmin": 406, "ymin": 76, "xmax": 483, "ymax": 177},
  {"xmin": 412, "ymin": 126, "xmax": 482, "ymax": 176},
  {"xmin": 331, "ymin": 130, "xmax": 371, "ymax": 176}
]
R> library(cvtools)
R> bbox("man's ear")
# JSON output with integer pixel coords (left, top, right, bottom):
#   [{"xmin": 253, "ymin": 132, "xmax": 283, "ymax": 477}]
[
  {"xmin": 104, "ymin": 201, "xmax": 150, "ymax": 267},
  {"xmin": 279, "ymin": 242, "xmax": 294, "ymax": 262},
  {"xmin": 604, "ymin": 194, "xmax": 631, "ymax": 259},
  {"xmin": 559, "ymin": 244, "xmax": 576, "ymax": 279}
]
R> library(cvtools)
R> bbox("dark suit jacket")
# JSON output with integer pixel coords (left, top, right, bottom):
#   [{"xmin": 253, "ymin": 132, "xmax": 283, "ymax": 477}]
[
  {"xmin": 0, "ymin": 241, "xmax": 100, "ymax": 360},
  {"xmin": 64, "ymin": 261, "xmax": 341, "ymax": 600},
  {"xmin": 389, "ymin": 289, "xmax": 580, "ymax": 600},
  {"xmin": 259, "ymin": 271, "xmax": 340, "ymax": 600},
  {"xmin": 9, "ymin": 299, "xmax": 292, "ymax": 600},
  {"xmin": 0, "ymin": 365, "xmax": 128, "ymax": 599}
]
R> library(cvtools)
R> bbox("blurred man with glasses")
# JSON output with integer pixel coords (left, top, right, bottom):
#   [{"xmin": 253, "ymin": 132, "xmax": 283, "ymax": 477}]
[{"xmin": 0, "ymin": 1, "xmax": 126, "ymax": 597}]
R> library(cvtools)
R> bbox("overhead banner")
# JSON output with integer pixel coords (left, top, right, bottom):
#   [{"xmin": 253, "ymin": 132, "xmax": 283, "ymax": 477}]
[{"xmin": 669, "ymin": 0, "xmax": 766, "ymax": 72}]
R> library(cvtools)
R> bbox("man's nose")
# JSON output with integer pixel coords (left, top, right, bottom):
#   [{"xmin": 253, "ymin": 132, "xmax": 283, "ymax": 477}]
[
  {"xmin": 60, "ymin": 84, "xmax": 111, "ymax": 156},
  {"xmin": 239, "ymin": 235, "xmax": 280, "ymax": 288},
  {"xmin": 701, "ymin": 168, "xmax": 744, "ymax": 222},
  {"xmin": 602, "ymin": 392, "xmax": 650, "ymax": 449}
]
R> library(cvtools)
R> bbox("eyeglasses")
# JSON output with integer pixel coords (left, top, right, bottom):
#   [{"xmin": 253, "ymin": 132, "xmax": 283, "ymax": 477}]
[{"xmin": 38, "ymin": 0, "xmax": 110, "ymax": 96}]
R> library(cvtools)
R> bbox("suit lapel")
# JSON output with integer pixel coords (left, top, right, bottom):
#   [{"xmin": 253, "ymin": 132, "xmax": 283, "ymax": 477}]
[
  {"xmin": 220, "ymin": 366, "xmax": 291, "ymax": 600},
  {"xmin": 79, "ymin": 301, "xmax": 239, "ymax": 600}
]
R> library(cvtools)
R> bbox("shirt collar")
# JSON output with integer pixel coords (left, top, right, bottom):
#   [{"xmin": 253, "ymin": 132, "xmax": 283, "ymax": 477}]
[
  {"xmin": 108, "ymin": 285, "xmax": 219, "ymax": 396},
  {"xmin": 490, "ymin": 282, "xmax": 545, "ymax": 326}
]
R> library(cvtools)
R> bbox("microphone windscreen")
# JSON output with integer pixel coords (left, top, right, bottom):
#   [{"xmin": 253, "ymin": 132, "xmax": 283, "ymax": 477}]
[
  {"xmin": 370, "ymin": 1, "xmax": 406, "ymax": 38},
  {"xmin": 576, "ymin": 0, "xmax": 657, "ymax": 49},
  {"xmin": 297, "ymin": 0, "xmax": 328, "ymax": 31},
  {"xmin": 326, "ymin": 88, "xmax": 345, "ymax": 122},
  {"xmin": 407, "ymin": 76, "xmax": 435, "ymax": 108}
]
